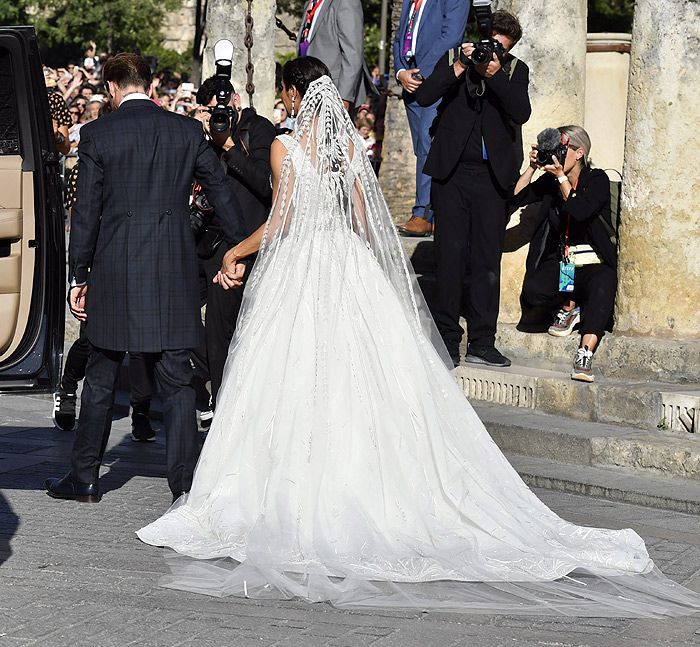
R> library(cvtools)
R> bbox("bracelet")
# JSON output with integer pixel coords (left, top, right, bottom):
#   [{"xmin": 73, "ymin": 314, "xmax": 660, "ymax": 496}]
[{"xmin": 557, "ymin": 175, "xmax": 569, "ymax": 185}]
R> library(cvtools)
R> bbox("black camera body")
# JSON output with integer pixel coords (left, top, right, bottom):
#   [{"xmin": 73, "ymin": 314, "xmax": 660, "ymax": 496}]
[
  {"xmin": 470, "ymin": 0, "xmax": 505, "ymax": 65},
  {"xmin": 536, "ymin": 144, "xmax": 568, "ymax": 167},
  {"xmin": 210, "ymin": 41, "xmax": 238, "ymax": 134},
  {"xmin": 535, "ymin": 128, "xmax": 570, "ymax": 166}
]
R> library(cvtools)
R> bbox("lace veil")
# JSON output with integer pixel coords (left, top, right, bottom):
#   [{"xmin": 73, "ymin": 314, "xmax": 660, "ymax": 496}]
[{"xmin": 234, "ymin": 75, "xmax": 453, "ymax": 370}]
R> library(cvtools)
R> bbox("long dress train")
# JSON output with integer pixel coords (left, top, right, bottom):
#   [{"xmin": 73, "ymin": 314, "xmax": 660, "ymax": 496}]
[{"xmin": 137, "ymin": 76, "xmax": 700, "ymax": 617}]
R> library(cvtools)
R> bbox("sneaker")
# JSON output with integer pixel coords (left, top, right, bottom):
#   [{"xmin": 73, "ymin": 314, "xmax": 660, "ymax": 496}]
[
  {"xmin": 465, "ymin": 345, "xmax": 512, "ymax": 368},
  {"xmin": 52, "ymin": 388, "xmax": 77, "ymax": 431},
  {"xmin": 548, "ymin": 306, "xmax": 581, "ymax": 337},
  {"xmin": 571, "ymin": 346, "xmax": 594, "ymax": 383},
  {"xmin": 131, "ymin": 406, "xmax": 156, "ymax": 442}
]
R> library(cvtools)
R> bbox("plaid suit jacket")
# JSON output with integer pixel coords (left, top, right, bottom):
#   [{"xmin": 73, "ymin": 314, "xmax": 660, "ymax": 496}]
[{"xmin": 69, "ymin": 99, "xmax": 244, "ymax": 352}]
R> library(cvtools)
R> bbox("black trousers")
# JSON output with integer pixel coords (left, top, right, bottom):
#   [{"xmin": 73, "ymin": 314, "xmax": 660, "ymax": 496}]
[
  {"xmin": 521, "ymin": 259, "xmax": 617, "ymax": 339},
  {"xmin": 62, "ymin": 325, "xmax": 154, "ymax": 406},
  {"xmin": 71, "ymin": 345, "xmax": 198, "ymax": 494},
  {"xmin": 199, "ymin": 242, "xmax": 245, "ymax": 409},
  {"xmin": 431, "ymin": 163, "xmax": 509, "ymax": 356}
]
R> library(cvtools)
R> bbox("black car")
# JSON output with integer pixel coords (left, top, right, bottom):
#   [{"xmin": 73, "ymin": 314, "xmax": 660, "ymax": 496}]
[{"xmin": 0, "ymin": 26, "xmax": 65, "ymax": 392}]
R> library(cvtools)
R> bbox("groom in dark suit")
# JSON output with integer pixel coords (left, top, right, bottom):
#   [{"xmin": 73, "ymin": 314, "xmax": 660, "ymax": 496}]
[{"xmin": 45, "ymin": 53, "xmax": 246, "ymax": 503}]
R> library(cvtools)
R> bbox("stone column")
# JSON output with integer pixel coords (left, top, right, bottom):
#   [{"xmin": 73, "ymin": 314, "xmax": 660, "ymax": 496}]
[
  {"xmin": 379, "ymin": 0, "xmax": 416, "ymax": 224},
  {"xmin": 494, "ymin": 0, "xmax": 587, "ymax": 323},
  {"xmin": 203, "ymin": 0, "xmax": 277, "ymax": 120},
  {"xmin": 615, "ymin": 0, "xmax": 700, "ymax": 339}
]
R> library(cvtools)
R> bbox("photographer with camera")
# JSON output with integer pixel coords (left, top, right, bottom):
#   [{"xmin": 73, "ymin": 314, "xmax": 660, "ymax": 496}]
[
  {"xmin": 513, "ymin": 126, "xmax": 615, "ymax": 383},
  {"xmin": 416, "ymin": 6, "xmax": 530, "ymax": 367},
  {"xmin": 192, "ymin": 48, "xmax": 276, "ymax": 413}
]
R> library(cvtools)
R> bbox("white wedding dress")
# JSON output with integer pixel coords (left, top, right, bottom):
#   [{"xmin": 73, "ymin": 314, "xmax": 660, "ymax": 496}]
[{"xmin": 138, "ymin": 76, "xmax": 699, "ymax": 617}]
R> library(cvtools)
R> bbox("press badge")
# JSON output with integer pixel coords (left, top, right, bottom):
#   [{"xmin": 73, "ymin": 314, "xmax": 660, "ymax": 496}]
[{"xmin": 559, "ymin": 261, "xmax": 575, "ymax": 293}]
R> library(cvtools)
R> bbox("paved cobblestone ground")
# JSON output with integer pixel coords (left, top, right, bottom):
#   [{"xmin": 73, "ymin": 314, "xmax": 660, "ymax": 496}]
[{"xmin": 1, "ymin": 393, "xmax": 700, "ymax": 647}]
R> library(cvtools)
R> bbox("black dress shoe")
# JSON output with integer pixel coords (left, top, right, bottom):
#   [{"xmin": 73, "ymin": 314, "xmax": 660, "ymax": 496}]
[
  {"xmin": 44, "ymin": 473, "xmax": 101, "ymax": 503},
  {"xmin": 131, "ymin": 409, "xmax": 156, "ymax": 442},
  {"xmin": 171, "ymin": 491, "xmax": 188, "ymax": 504},
  {"xmin": 465, "ymin": 345, "xmax": 512, "ymax": 368}
]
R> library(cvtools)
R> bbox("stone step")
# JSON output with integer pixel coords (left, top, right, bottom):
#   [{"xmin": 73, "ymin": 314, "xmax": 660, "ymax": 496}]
[
  {"xmin": 456, "ymin": 362, "xmax": 700, "ymax": 432},
  {"xmin": 506, "ymin": 453, "xmax": 700, "ymax": 515},
  {"xmin": 401, "ymin": 235, "xmax": 700, "ymax": 384},
  {"xmin": 474, "ymin": 401, "xmax": 700, "ymax": 480}
]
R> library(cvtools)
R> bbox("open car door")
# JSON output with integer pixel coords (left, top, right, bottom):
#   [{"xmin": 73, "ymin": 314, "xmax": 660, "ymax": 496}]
[{"xmin": 0, "ymin": 27, "xmax": 65, "ymax": 393}]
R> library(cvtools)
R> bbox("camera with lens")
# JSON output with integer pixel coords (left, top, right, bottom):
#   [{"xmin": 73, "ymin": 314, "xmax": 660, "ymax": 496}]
[
  {"xmin": 209, "ymin": 39, "xmax": 239, "ymax": 135},
  {"xmin": 461, "ymin": 0, "xmax": 506, "ymax": 66},
  {"xmin": 535, "ymin": 128, "xmax": 570, "ymax": 167}
]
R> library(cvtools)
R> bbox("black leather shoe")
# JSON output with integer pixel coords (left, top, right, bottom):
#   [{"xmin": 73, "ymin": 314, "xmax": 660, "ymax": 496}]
[
  {"xmin": 171, "ymin": 491, "xmax": 188, "ymax": 504},
  {"xmin": 465, "ymin": 345, "xmax": 512, "ymax": 368},
  {"xmin": 44, "ymin": 473, "xmax": 101, "ymax": 503},
  {"xmin": 131, "ymin": 405, "xmax": 156, "ymax": 442}
]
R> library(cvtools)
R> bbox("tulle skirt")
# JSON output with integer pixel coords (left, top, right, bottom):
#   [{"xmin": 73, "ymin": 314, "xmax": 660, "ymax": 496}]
[{"xmin": 138, "ymin": 231, "xmax": 700, "ymax": 617}]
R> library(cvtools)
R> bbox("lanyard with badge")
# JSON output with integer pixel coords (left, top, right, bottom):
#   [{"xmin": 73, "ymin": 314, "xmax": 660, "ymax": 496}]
[
  {"xmin": 558, "ymin": 179, "xmax": 578, "ymax": 293},
  {"xmin": 402, "ymin": 0, "xmax": 425, "ymax": 62},
  {"xmin": 300, "ymin": 0, "xmax": 324, "ymax": 56}
]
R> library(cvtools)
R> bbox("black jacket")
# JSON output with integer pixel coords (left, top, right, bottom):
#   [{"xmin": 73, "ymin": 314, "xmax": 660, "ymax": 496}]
[
  {"xmin": 512, "ymin": 166, "xmax": 616, "ymax": 270},
  {"xmin": 69, "ymin": 99, "xmax": 244, "ymax": 353},
  {"xmin": 416, "ymin": 52, "xmax": 531, "ymax": 191},
  {"xmin": 212, "ymin": 107, "xmax": 277, "ymax": 238}
]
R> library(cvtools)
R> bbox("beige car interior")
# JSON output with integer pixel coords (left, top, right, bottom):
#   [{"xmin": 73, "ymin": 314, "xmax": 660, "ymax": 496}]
[{"xmin": 0, "ymin": 155, "xmax": 35, "ymax": 360}]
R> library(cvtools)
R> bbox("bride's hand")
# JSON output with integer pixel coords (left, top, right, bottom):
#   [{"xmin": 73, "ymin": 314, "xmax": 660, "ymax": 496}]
[
  {"xmin": 213, "ymin": 263, "xmax": 245, "ymax": 290},
  {"xmin": 213, "ymin": 248, "xmax": 246, "ymax": 290}
]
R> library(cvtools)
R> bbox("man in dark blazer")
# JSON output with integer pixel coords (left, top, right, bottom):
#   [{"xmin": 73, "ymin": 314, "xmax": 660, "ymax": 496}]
[
  {"xmin": 416, "ymin": 10, "xmax": 530, "ymax": 367},
  {"xmin": 45, "ymin": 53, "xmax": 246, "ymax": 503},
  {"xmin": 393, "ymin": 0, "xmax": 470, "ymax": 237}
]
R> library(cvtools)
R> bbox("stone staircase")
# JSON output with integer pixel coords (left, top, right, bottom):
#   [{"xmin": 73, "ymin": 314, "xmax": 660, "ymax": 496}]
[{"xmin": 402, "ymin": 235, "xmax": 700, "ymax": 510}]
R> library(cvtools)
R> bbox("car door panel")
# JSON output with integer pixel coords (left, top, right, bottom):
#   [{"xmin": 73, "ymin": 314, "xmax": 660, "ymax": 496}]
[{"xmin": 0, "ymin": 28, "xmax": 65, "ymax": 393}]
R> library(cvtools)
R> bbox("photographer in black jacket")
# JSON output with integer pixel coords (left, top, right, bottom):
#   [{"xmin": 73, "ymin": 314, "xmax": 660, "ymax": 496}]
[
  {"xmin": 513, "ymin": 125, "xmax": 615, "ymax": 383},
  {"xmin": 193, "ymin": 78, "xmax": 276, "ymax": 411},
  {"xmin": 416, "ymin": 10, "xmax": 530, "ymax": 368}
]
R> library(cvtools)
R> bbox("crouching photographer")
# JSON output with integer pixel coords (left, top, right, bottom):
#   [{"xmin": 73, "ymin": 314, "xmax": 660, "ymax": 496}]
[
  {"xmin": 513, "ymin": 125, "xmax": 616, "ymax": 383},
  {"xmin": 192, "ymin": 60, "xmax": 276, "ymax": 412}
]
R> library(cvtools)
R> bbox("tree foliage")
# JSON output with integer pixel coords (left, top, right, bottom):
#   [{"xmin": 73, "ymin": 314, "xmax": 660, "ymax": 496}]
[
  {"xmin": 0, "ymin": 0, "xmax": 185, "ymax": 71},
  {"xmin": 588, "ymin": 0, "xmax": 635, "ymax": 33}
]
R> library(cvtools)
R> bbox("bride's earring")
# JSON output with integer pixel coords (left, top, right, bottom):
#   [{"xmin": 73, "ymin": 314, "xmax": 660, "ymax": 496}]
[{"xmin": 291, "ymin": 94, "xmax": 296, "ymax": 118}]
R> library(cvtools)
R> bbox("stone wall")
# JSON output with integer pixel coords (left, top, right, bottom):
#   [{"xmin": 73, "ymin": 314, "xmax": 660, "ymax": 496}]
[
  {"xmin": 163, "ymin": 0, "xmax": 197, "ymax": 54},
  {"xmin": 202, "ymin": 0, "xmax": 277, "ymax": 120}
]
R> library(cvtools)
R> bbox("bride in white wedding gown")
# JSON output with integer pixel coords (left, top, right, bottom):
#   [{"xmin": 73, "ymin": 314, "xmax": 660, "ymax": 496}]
[{"xmin": 138, "ymin": 58, "xmax": 700, "ymax": 617}]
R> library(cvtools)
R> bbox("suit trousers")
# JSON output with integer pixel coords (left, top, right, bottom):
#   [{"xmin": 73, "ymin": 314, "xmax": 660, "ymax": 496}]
[
  {"xmin": 71, "ymin": 345, "xmax": 198, "ymax": 494},
  {"xmin": 431, "ymin": 162, "xmax": 509, "ymax": 356},
  {"xmin": 404, "ymin": 93, "xmax": 439, "ymax": 223},
  {"xmin": 62, "ymin": 324, "xmax": 154, "ymax": 406},
  {"xmin": 200, "ymin": 242, "xmax": 245, "ymax": 409},
  {"xmin": 521, "ymin": 259, "xmax": 617, "ymax": 339}
]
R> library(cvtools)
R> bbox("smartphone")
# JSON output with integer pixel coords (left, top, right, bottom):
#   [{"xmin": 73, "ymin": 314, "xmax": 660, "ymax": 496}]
[
  {"xmin": 181, "ymin": 82, "xmax": 194, "ymax": 99},
  {"xmin": 411, "ymin": 72, "xmax": 424, "ymax": 81}
]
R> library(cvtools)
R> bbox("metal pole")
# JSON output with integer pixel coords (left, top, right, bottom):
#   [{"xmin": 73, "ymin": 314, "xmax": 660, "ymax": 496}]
[{"xmin": 378, "ymin": 0, "xmax": 389, "ymax": 74}]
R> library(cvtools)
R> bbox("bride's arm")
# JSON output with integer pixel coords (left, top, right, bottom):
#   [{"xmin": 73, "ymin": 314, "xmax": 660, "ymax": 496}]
[{"xmin": 216, "ymin": 139, "xmax": 287, "ymax": 287}]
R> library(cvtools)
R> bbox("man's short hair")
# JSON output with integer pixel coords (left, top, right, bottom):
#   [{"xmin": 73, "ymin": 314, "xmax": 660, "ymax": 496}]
[
  {"xmin": 196, "ymin": 76, "xmax": 236, "ymax": 106},
  {"xmin": 103, "ymin": 53, "xmax": 152, "ymax": 90},
  {"xmin": 492, "ymin": 11, "xmax": 522, "ymax": 46}
]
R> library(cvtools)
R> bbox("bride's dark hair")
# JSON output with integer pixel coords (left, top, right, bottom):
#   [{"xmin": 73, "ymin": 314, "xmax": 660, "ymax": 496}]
[{"xmin": 282, "ymin": 57, "xmax": 331, "ymax": 97}]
